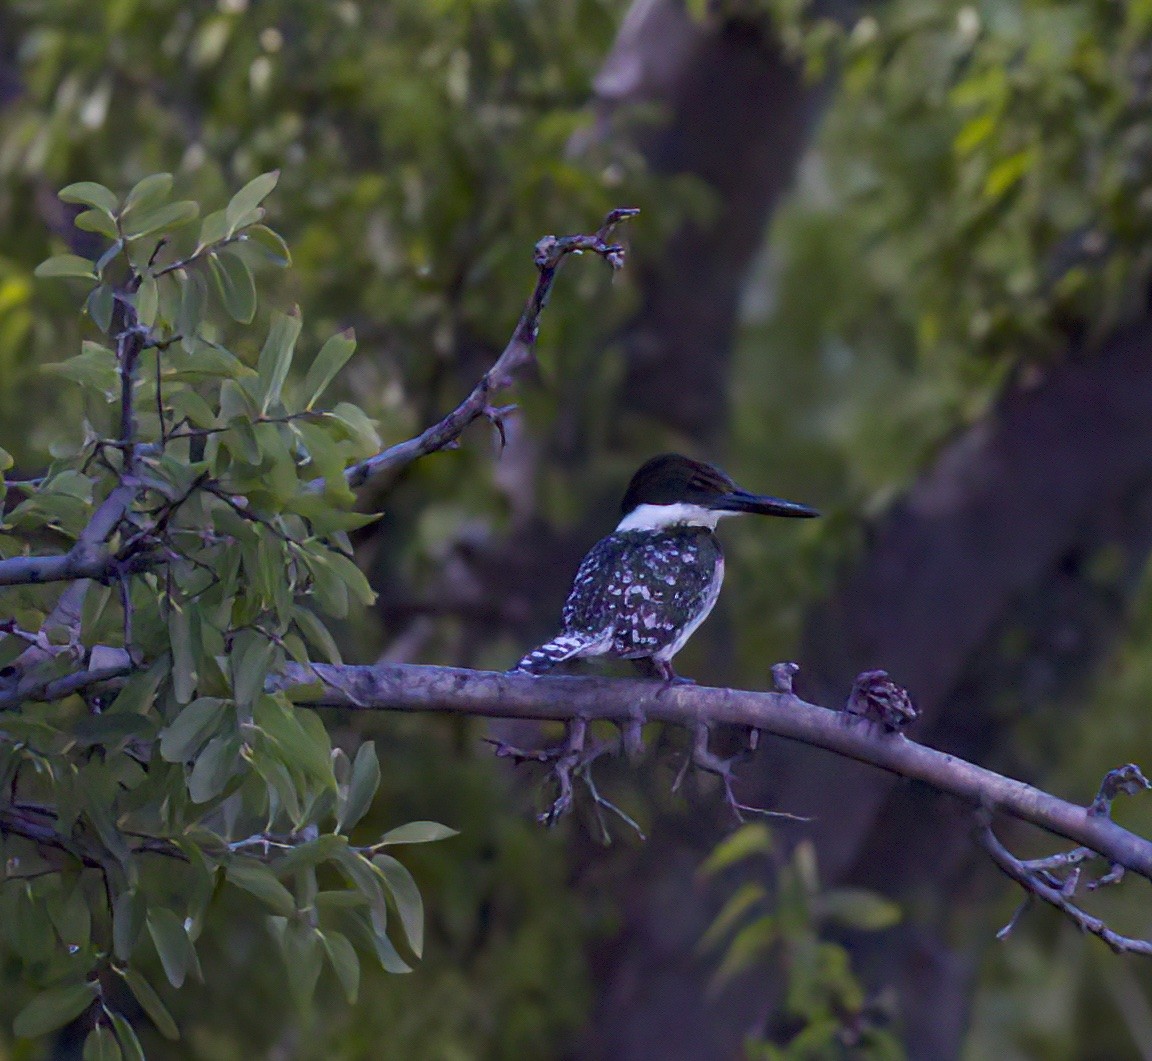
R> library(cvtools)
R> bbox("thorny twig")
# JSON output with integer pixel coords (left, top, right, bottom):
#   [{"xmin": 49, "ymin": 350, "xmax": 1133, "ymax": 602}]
[{"xmin": 979, "ymin": 764, "xmax": 1152, "ymax": 954}]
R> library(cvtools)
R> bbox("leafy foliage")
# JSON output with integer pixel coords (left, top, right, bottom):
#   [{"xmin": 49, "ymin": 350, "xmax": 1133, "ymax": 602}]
[
  {"xmin": 700, "ymin": 824, "xmax": 904, "ymax": 1058},
  {"xmin": 0, "ymin": 176, "xmax": 455, "ymax": 1054}
]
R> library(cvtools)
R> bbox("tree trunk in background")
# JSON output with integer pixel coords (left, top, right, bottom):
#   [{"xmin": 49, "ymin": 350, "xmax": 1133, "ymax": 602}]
[
  {"xmin": 576, "ymin": 5, "xmax": 1152, "ymax": 1061},
  {"xmin": 588, "ymin": 0, "xmax": 827, "ymax": 445},
  {"xmin": 575, "ymin": 4, "xmax": 838, "ymax": 1059},
  {"xmin": 584, "ymin": 318, "xmax": 1152, "ymax": 1061},
  {"xmin": 776, "ymin": 322, "xmax": 1152, "ymax": 1056}
]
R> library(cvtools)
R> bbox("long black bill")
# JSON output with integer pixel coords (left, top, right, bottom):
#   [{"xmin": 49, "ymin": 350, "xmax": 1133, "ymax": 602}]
[{"xmin": 710, "ymin": 489, "xmax": 819, "ymax": 519}]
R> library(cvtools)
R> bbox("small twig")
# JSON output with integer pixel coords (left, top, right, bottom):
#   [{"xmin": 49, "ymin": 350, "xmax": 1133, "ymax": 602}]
[
  {"xmin": 330, "ymin": 208, "xmax": 638, "ymax": 493},
  {"xmin": 152, "ymin": 234, "xmax": 246, "ymax": 279},
  {"xmin": 771, "ymin": 661, "xmax": 799, "ymax": 694},
  {"xmin": 677, "ymin": 723, "xmax": 809, "ymax": 825},
  {"xmin": 976, "ymin": 818, "xmax": 1152, "ymax": 956},
  {"xmin": 578, "ymin": 758, "xmax": 646, "ymax": 843},
  {"xmin": 1090, "ymin": 764, "xmax": 1151, "ymax": 817},
  {"xmin": 996, "ymin": 897, "xmax": 1033, "ymax": 941}
]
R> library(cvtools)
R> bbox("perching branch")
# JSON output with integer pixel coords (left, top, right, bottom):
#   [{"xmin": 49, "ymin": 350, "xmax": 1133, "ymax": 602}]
[
  {"xmin": 263, "ymin": 659, "xmax": 1152, "ymax": 948},
  {"xmin": 331, "ymin": 208, "xmax": 638, "ymax": 491}
]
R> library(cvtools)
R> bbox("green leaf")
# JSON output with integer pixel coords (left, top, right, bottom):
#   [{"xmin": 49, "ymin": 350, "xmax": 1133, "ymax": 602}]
[
  {"xmin": 376, "ymin": 821, "xmax": 459, "ymax": 846},
  {"xmin": 59, "ymin": 181, "xmax": 119, "ymax": 215},
  {"xmin": 326, "ymin": 401, "xmax": 381, "ymax": 454},
  {"xmin": 160, "ymin": 697, "xmax": 227, "ymax": 763},
  {"xmin": 712, "ymin": 915, "xmax": 777, "ymax": 986},
  {"xmin": 76, "ymin": 210, "xmax": 120, "ymax": 239},
  {"xmin": 116, "ymin": 968, "xmax": 179, "ymax": 1040},
  {"xmin": 106, "ymin": 656, "xmax": 169, "ymax": 715},
  {"xmin": 231, "ymin": 630, "xmax": 275, "ymax": 710},
  {"xmin": 816, "ymin": 889, "xmax": 902, "ymax": 931},
  {"xmin": 124, "ymin": 172, "xmax": 173, "ymax": 211},
  {"xmin": 207, "ymin": 249, "xmax": 256, "ymax": 323},
  {"xmin": 226, "ymin": 170, "xmax": 279, "ymax": 233},
  {"xmin": 279, "ymin": 921, "xmax": 324, "ymax": 1008},
  {"xmin": 122, "ymin": 201, "xmax": 199, "ymax": 241},
  {"xmin": 79, "ymin": 765, "xmax": 131, "ymax": 867},
  {"xmin": 247, "ymin": 224, "xmax": 292, "ymax": 267},
  {"xmin": 699, "ymin": 882, "xmax": 767, "ymax": 952},
  {"xmin": 147, "ymin": 907, "xmax": 200, "ymax": 989},
  {"xmin": 337, "ymin": 740, "xmax": 379, "ymax": 833},
  {"xmin": 87, "ymin": 285, "xmax": 115, "ymax": 332},
  {"xmin": 83, "ymin": 1024, "xmax": 122, "ymax": 1061},
  {"xmin": 320, "ymin": 930, "xmax": 360, "ymax": 1004},
  {"xmin": 177, "ymin": 271, "xmax": 207, "ymax": 349},
  {"xmin": 699, "ymin": 823, "xmax": 774, "ymax": 877},
  {"xmin": 253, "ymin": 694, "xmax": 335, "ymax": 790},
  {"xmin": 135, "ymin": 275, "xmax": 158, "ymax": 328},
  {"xmin": 112, "ymin": 889, "xmax": 147, "ymax": 962},
  {"xmin": 47, "ymin": 880, "xmax": 91, "ymax": 952},
  {"xmin": 983, "ymin": 149, "xmax": 1035, "ymax": 200},
  {"xmin": 257, "ymin": 308, "xmax": 302, "ymax": 413},
  {"xmin": 226, "ymin": 859, "xmax": 296, "ymax": 917},
  {"xmin": 198, "ymin": 209, "xmax": 230, "ymax": 248},
  {"xmin": 321, "ymin": 550, "xmax": 376, "ymax": 608},
  {"xmin": 373, "ymin": 854, "xmax": 424, "ymax": 957},
  {"xmin": 43, "ymin": 341, "xmax": 119, "ymax": 400},
  {"xmin": 368, "ymin": 917, "xmax": 411, "ymax": 975},
  {"xmin": 107, "ymin": 1011, "xmax": 146, "ymax": 1061},
  {"xmin": 13, "ymin": 981, "xmax": 99, "ymax": 1038},
  {"xmin": 188, "ymin": 734, "xmax": 240, "ymax": 803},
  {"xmin": 168, "ymin": 604, "xmax": 197, "ymax": 704},
  {"xmin": 35, "ymin": 254, "xmax": 96, "ymax": 280},
  {"xmin": 292, "ymin": 606, "xmax": 343, "ymax": 666},
  {"xmin": 300, "ymin": 329, "xmax": 356, "ymax": 410}
]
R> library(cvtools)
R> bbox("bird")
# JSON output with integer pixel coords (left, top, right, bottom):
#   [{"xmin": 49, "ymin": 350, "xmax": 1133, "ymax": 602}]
[{"xmin": 513, "ymin": 454, "xmax": 819, "ymax": 682}]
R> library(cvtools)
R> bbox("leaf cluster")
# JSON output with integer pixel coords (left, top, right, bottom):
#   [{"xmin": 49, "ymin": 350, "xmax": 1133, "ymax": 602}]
[
  {"xmin": 0, "ymin": 175, "xmax": 456, "ymax": 1057},
  {"xmin": 699, "ymin": 824, "xmax": 904, "ymax": 1058}
]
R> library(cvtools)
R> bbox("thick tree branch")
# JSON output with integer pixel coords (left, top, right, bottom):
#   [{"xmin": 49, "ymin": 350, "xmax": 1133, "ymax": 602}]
[
  {"xmin": 0, "ymin": 482, "xmax": 137, "ymax": 589},
  {"xmin": 270, "ymin": 662, "xmax": 1152, "ymax": 889},
  {"xmin": 0, "ymin": 660, "xmax": 133, "ymax": 712},
  {"xmin": 329, "ymin": 208, "xmax": 638, "ymax": 492}
]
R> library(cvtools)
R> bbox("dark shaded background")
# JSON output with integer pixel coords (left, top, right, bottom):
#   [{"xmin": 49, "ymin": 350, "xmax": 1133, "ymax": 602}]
[{"xmin": 3, "ymin": 0, "xmax": 1152, "ymax": 1056}]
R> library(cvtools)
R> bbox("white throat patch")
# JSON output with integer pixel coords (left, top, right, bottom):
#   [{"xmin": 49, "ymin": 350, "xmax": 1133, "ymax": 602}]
[{"xmin": 615, "ymin": 502, "xmax": 732, "ymax": 532}]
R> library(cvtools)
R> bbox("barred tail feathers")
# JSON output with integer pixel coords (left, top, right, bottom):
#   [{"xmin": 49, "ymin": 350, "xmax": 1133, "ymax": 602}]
[{"xmin": 513, "ymin": 631, "xmax": 611, "ymax": 675}]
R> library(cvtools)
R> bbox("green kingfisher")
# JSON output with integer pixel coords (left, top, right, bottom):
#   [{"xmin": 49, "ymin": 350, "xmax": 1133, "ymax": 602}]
[{"xmin": 514, "ymin": 454, "xmax": 818, "ymax": 681}]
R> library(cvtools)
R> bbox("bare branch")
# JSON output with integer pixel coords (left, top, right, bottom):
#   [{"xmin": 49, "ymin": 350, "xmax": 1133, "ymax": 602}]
[
  {"xmin": 269, "ymin": 661, "xmax": 1152, "ymax": 887},
  {"xmin": 975, "ymin": 820, "xmax": 1152, "ymax": 956},
  {"xmin": 329, "ymin": 208, "xmax": 638, "ymax": 492}
]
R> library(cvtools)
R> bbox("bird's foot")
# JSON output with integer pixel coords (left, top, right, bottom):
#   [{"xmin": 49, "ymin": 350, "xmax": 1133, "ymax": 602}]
[{"xmin": 633, "ymin": 657, "xmax": 695, "ymax": 685}]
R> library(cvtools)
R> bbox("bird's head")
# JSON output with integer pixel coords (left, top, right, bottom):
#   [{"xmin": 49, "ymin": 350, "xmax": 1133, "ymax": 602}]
[{"xmin": 616, "ymin": 454, "xmax": 819, "ymax": 531}]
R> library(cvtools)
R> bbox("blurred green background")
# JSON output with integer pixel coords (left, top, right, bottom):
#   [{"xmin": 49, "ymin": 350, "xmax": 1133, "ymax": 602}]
[{"xmin": 3, "ymin": 0, "xmax": 1152, "ymax": 1056}]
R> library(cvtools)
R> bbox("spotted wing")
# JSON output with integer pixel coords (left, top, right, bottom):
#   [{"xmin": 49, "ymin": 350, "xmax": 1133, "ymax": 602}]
[{"xmin": 561, "ymin": 530, "xmax": 722, "ymax": 659}]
